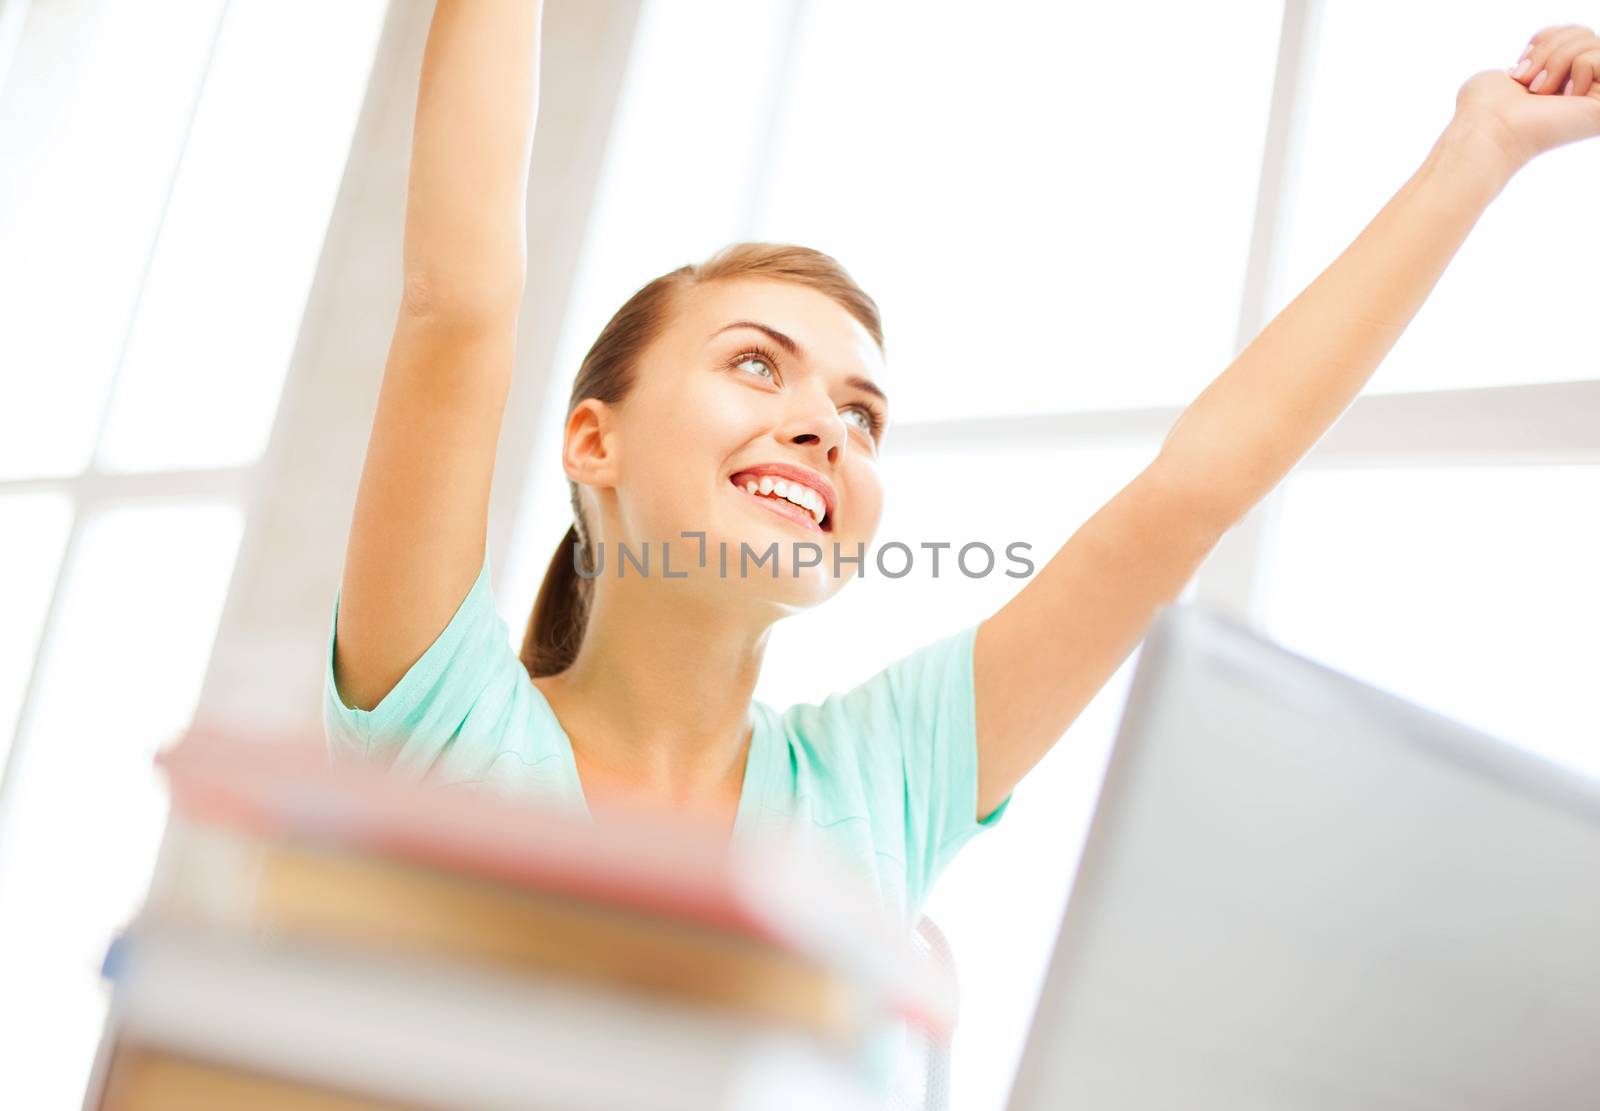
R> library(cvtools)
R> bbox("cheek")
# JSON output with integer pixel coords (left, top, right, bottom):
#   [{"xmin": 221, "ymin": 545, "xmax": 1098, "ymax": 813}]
[
  {"xmin": 656, "ymin": 469, "xmax": 717, "ymax": 533},
  {"xmin": 618, "ymin": 394, "xmax": 733, "ymax": 517},
  {"xmin": 847, "ymin": 480, "xmax": 886, "ymax": 540},
  {"xmin": 614, "ymin": 447, "xmax": 709, "ymax": 538}
]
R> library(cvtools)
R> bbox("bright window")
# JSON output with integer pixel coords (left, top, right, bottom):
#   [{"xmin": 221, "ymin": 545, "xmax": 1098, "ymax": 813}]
[
  {"xmin": 0, "ymin": 495, "xmax": 72, "ymax": 751},
  {"xmin": 753, "ymin": 0, "xmax": 1285, "ymax": 420},
  {"xmin": 1271, "ymin": 0, "xmax": 1600, "ymax": 392},
  {"xmin": 96, "ymin": 1, "xmax": 389, "ymax": 472},
  {"xmin": 1254, "ymin": 465, "xmax": 1600, "ymax": 779},
  {"xmin": 0, "ymin": 2, "xmax": 388, "ymax": 1106},
  {"xmin": 0, "ymin": 0, "xmax": 227, "ymax": 480},
  {"xmin": 0, "ymin": 504, "xmax": 243, "ymax": 1107}
]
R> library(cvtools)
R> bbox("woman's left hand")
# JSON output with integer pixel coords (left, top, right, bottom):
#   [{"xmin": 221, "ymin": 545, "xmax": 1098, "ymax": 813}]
[{"xmin": 1451, "ymin": 24, "xmax": 1600, "ymax": 174}]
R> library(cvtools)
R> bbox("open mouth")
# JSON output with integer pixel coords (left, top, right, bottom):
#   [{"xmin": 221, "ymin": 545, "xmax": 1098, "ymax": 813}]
[{"xmin": 728, "ymin": 474, "xmax": 832, "ymax": 533}]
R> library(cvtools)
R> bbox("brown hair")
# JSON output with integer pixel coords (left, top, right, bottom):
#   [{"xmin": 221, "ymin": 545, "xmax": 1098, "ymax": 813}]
[{"xmin": 519, "ymin": 242, "xmax": 884, "ymax": 679}]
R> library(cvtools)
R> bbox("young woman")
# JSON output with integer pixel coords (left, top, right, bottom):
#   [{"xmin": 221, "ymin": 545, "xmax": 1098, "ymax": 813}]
[{"xmin": 326, "ymin": 1, "xmax": 1600, "ymax": 935}]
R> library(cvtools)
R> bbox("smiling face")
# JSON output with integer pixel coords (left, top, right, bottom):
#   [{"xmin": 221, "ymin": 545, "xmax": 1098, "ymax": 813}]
[{"xmin": 566, "ymin": 277, "xmax": 889, "ymax": 612}]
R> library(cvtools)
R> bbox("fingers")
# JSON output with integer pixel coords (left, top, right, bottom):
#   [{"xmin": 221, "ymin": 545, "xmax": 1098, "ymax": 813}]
[
  {"xmin": 1542, "ymin": 33, "xmax": 1599, "ymax": 95},
  {"xmin": 1570, "ymin": 49, "xmax": 1599, "ymax": 98},
  {"xmin": 1513, "ymin": 24, "xmax": 1596, "ymax": 94}
]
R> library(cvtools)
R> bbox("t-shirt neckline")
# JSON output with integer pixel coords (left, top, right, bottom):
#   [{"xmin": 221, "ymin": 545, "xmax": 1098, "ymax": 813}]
[{"xmin": 526, "ymin": 680, "xmax": 771, "ymax": 844}]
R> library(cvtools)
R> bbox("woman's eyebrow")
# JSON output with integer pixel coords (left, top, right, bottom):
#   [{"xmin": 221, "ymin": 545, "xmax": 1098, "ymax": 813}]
[{"xmin": 709, "ymin": 319, "xmax": 890, "ymax": 408}]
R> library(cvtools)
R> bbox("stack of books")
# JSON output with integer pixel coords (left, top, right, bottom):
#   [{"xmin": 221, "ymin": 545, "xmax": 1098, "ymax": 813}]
[{"xmin": 82, "ymin": 727, "xmax": 954, "ymax": 1110}]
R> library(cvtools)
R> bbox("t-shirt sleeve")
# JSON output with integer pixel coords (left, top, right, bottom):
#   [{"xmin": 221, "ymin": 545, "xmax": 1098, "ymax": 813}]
[
  {"xmin": 800, "ymin": 621, "xmax": 1013, "ymax": 914},
  {"xmin": 882, "ymin": 621, "xmax": 1012, "ymax": 904},
  {"xmin": 322, "ymin": 558, "xmax": 535, "ymax": 787}
]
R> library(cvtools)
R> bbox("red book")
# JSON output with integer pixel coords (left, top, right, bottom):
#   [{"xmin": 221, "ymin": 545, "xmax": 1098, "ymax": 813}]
[{"xmin": 153, "ymin": 724, "xmax": 957, "ymax": 1036}]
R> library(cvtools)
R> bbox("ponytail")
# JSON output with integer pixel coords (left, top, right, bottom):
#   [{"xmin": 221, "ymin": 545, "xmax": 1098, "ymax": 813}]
[{"xmin": 520, "ymin": 520, "xmax": 593, "ymax": 678}]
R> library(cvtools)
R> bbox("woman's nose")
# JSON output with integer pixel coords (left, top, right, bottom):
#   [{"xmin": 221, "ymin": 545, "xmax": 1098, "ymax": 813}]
[{"xmin": 781, "ymin": 390, "xmax": 846, "ymax": 465}]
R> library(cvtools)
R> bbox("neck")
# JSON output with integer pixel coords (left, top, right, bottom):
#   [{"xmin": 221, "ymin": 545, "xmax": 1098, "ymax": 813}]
[{"xmin": 535, "ymin": 574, "xmax": 775, "ymax": 808}]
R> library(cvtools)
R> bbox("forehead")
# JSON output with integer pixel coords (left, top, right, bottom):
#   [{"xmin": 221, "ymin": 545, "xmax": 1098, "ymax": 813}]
[{"xmin": 673, "ymin": 277, "xmax": 886, "ymax": 380}]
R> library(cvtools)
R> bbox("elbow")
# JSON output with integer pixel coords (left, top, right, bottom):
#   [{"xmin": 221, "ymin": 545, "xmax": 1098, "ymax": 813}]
[
  {"xmin": 402, "ymin": 266, "xmax": 526, "ymax": 323},
  {"xmin": 1143, "ymin": 450, "xmax": 1247, "ymax": 550}
]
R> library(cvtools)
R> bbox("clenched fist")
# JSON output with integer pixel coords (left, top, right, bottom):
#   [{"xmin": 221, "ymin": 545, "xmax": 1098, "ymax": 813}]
[{"xmin": 1451, "ymin": 23, "xmax": 1600, "ymax": 173}]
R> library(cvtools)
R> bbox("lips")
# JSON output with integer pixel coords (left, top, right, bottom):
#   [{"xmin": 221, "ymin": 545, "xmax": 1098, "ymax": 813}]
[
  {"xmin": 725, "ymin": 462, "xmax": 837, "ymax": 529},
  {"xmin": 729, "ymin": 477, "xmax": 827, "ymax": 532}
]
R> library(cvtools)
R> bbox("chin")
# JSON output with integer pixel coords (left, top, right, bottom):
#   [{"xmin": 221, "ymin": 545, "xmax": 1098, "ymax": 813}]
[
  {"xmin": 697, "ymin": 530, "xmax": 846, "ymax": 607},
  {"xmin": 744, "ymin": 571, "xmax": 841, "ymax": 615}
]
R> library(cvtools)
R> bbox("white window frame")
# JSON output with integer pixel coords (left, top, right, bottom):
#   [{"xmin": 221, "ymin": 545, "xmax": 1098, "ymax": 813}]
[
  {"xmin": 0, "ymin": 0, "xmax": 250, "ymax": 813},
  {"xmin": 878, "ymin": 0, "xmax": 1599, "ymax": 628}
]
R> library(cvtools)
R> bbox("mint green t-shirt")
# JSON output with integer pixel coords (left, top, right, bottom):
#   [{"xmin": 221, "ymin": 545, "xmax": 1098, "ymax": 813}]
[
  {"xmin": 323, "ymin": 559, "xmax": 1011, "ymax": 929},
  {"xmin": 322, "ymin": 559, "xmax": 1012, "ymax": 1093}
]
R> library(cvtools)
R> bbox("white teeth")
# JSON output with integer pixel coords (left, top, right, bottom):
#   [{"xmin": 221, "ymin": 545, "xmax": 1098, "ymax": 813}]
[
  {"xmin": 789, "ymin": 487, "xmax": 823, "ymax": 525},
  {"xmin": 798, "ymin": 487, "xmax": 826, "ymax": 525},
  {"xmin": 737, "ymin": 473, "xmax": 828, "ymax": 527}
]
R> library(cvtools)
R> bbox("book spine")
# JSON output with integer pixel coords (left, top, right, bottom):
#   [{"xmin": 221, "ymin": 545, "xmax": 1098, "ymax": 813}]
[{"xmin": 142, "ymin": 819, "xmax": 872, "ymax": 1046}]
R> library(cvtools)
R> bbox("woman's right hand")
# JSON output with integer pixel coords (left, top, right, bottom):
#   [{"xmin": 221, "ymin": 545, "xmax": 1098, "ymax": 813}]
[{"xmin": 1449, "ymin": 24, "xmax": 1600, "ymax": 175}]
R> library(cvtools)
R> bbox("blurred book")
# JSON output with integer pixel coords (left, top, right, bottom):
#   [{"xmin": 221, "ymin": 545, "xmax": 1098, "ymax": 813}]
[
  {"xmin": 94, "ymin": 926, "xmax": 879, "ymax": 1111},
  {"xmin": 83, "ymin": 726, "xmax": 951, "ymax": 1110}
]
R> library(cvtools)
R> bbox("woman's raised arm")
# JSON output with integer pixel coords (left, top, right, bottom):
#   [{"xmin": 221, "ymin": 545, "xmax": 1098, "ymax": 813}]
[
  {"xmin": 334, "ymin": 0, "xmax": 545, "ymax": 711},
  {"xmin": 972, "ymin": 26, "xmax": 1600, "ymax": 820}
]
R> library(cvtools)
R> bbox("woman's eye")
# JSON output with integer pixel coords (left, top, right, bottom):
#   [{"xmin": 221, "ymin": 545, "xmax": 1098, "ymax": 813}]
[
  {"xmin": 734, "ymin": 354, "xmax": 775, "ymax": 380},
  {"xmin": 842, "ymin": 407, "xmax": 872, "ymax": 433}
]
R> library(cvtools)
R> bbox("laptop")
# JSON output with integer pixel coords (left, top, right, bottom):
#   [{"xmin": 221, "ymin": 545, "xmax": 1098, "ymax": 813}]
[{"xmin": 1005, "ymin": 605, "xmax": 1600, "ymax": 1110}]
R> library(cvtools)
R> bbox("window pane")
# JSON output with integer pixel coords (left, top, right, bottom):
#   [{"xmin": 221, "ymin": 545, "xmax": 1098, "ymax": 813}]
[
  {"xmin": 756, "ymin": 438, "xmax": 1187, "ymax": 1111},
  {"xmin": 1271, "ymin": 0, "xmax": 1600, "ymax": 392},
  {"xmin": 1254, "ymin": 465, "xmax": 1600, "ymax": 779},
  {"xmin": 538, "ymin": 0, "xmax": 798, "ymax": 426},
  {"xmin": 96, "ymin": 0, "xmax": 390, "ymax": 472},
  {"xmin": 507, "ymin": 0, "xmax": 809, "ymax": 620},
  {"xmin": 752, "ymin": 0, "xmax": 1285, "ymax": 421},
  {"xmin": 0, "ymin": 0, "xmax": 226, "ymax": 479},
  {"xmin": 0, "ymin": 503, "xmax": 243, "ymax": 1109},
  {"xmin": 0, "ymin": 494, "xmax": 73, "ymax": 757}
]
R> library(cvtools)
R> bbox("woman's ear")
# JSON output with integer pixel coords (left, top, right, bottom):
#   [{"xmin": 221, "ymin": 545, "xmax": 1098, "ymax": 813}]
[{"xmin": 562, "ymin": 398, "xmax": 619, "ymax": 488}]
